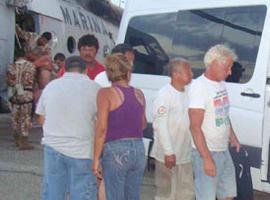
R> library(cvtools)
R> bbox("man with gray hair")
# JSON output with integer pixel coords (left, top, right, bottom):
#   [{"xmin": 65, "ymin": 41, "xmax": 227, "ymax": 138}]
[
  {"xmin": 36, "ymin": 56, "xmax": 100, "ymax": 200},
  {"xmin": 188, "ymin": 44, "xmax": 241, "ymax": 200},
  {"xmin": 151, "ymin": 58, "xmax": 194, "ymax": 200}
]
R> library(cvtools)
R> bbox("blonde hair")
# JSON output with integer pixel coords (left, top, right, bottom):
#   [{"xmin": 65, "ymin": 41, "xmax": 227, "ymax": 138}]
[
  {"xmin": 105, "ymin": 53, "xmax": 132, "ymax": 82},
  {"xmin": 204, "ymin": 44, "xmax": 237, "ymax": 68}
]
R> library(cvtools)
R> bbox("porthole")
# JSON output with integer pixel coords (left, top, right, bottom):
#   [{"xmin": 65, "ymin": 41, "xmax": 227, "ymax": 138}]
[{"xmin": 67, "ymin": 36, "xmax": 76, "ymax": 54}]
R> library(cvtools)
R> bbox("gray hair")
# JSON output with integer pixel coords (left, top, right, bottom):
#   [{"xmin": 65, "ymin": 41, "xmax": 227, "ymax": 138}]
[
  {"xmin": 204, "ymin": 44, "xmax": 237, "ymax": 68},
  {"xmin": 167, "ymin": 57, "xmax": 190, "ymax": 76}
]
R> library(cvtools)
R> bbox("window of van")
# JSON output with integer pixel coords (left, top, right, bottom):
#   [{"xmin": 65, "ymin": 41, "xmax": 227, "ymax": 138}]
[{"xmin": 125, "ymin": 5, "xmax": 266, "ymax": 83}]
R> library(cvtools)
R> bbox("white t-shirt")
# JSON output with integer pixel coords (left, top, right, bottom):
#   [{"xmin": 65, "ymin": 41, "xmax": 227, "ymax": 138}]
[
  {"xmin": 188, "ymin": 74, "xmax": 230, "ymax": 151},
  {"xmin": 150, "ymin": 83, "xmax": 191, "ymax": 164},
  {"xmin": 36, "ymin": 72, "xmax": 100, "ymax": 159}
]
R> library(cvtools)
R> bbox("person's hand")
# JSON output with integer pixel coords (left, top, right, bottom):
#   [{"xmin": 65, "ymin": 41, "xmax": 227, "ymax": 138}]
[
  {"xmin": 164, "ymin": 154, "xmax": 176, "ymax": 169},
  {"xmin": 34, "ymin": 55, "xmax": 53, "ymax": 70},
  {"xmin": 230, "ymin": 137, "xmax": 241, "ymax": 153},
  {"xmin": 92, "ymin": 160, "xmax": 103, "ymax": 180},
  {"xmin": 203, "ymin": 157, "xmax": 216, "ymax": 177}
]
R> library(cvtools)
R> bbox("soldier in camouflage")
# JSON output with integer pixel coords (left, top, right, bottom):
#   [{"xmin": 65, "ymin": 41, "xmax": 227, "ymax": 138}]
[{"xmin": 6, "ymin": 48, "xmax": 36, "ymax": 150}]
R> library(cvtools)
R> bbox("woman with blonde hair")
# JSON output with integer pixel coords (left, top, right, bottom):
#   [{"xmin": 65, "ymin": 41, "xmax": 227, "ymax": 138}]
[{"xmin": 93, "ymin": 53, "xmax": 147, "ymax": 200}]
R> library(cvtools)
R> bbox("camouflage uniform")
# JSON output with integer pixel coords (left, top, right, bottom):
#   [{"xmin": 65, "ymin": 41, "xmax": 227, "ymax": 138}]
[
  {"xmin": 11, "ymin": 103, "xmax": 32, "ymax": 136},
  {"xmin": 16, "ymin": 25, "xmax": 51, "ymax": 58},
  {"xmin": 7, "ymin": 59, "xmax": 36, "ymax": 137}
]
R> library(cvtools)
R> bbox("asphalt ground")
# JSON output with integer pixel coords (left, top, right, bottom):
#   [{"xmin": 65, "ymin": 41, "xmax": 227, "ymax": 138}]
[{"xmin": 0, "ymin": 114, "xmax": 269, "ymax": 200}]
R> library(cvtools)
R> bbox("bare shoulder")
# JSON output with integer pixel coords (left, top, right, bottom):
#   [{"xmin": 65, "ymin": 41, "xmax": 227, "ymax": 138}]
[
  {"xmin": 97, "ymin": 87, "xmax": 116, "ymax": 99},
  {"xmin": 135, "ymin": 88, "xmax": 145, "ymax": 97},
  {"xmin": 98, "ymin": 87, "xmax": 110, "ymax": 95}
]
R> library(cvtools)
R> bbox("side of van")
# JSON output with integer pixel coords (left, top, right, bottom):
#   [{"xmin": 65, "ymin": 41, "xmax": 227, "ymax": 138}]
[{"xmin": 96, "ymin": 0, "xmax": 270, "ymax": 193}]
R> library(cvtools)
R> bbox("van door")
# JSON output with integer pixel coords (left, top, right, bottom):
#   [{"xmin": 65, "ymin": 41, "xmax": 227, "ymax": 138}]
[
  {"xmin": 223, "ymin": 7, "xmax": 270, "ymax": 191},
  {"xmin": 261, "ymin": 57, "xmax": 270, "ymax": 191}
]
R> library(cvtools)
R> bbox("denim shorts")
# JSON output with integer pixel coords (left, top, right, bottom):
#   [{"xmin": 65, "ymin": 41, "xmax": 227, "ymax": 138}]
[
  {"xmin": 42, "ymin": 145, "xmax": 97, "ymax": 200},
  {"xmin": 192, "ymin": 149, "xmax": 236, "ymax": 200},
  {"xmin": 102, "ymin": 138, "xmax": 145, "ymax": 200}
]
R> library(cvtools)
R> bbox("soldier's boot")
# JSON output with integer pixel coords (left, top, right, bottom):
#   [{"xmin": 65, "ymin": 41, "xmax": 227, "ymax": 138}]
[
  {"xmin": 19, "ymin": 136, "xmax": 34, "ymax": 150},
  {"xmin": 13, "ymin": 133, "xmax": 20, "ymax": 147}
]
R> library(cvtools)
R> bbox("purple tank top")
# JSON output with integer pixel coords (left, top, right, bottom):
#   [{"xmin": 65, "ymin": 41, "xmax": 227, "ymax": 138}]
[{"xmin": 105, "ymin": 85, "xmax": 144, "ymax": 142}]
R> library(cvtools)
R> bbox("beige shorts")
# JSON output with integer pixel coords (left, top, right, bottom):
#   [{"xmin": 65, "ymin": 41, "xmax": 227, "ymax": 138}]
[{"xmin": 155, "ymin": 161, "xmax": 195, "ymax": 200}]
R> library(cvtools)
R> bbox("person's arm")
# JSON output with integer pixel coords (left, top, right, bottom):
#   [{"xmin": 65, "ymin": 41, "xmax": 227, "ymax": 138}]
[
  {"xmin": 35, "ymin": 88, "xmax": 46, "ymax": 125},
  {"xmin": 6, "ymin": 65, "xmax": 16, "ymax": 86},
  {"xmin": 153, "ymin": 94, "xmax": 175, "ymax": 169},
  {"xmin": 92, "ymin": 89, "xmax": 110, "ymax": 179},
  {"xmin": 229, "ymin": 120, "xmax": 241, "ymax": 152},
  {"xmin": 34, "ymin": 55, "xmax": 53, "ymax": 69},
  {"xmin": 189, "ymin": 108, "xmax": 216, "ymax": 177},
  {"xmin": 36, "ymin": 115, "xmax": 45, "ymax": 125},
  {"xmin": 142, "ymin": 113, "xmax": 147, "ymax": 130},
  {"xmin": 27, "ymin": 53, "xmax": 41, "ymax": 62},
  {"xmin": 16, "ymin": 24, "xmax": 27, "ymax": 40},
  {"xmin": 16, "ymin": 24, "xmax": 37, "ymax": 44},
  {"xmin": 135, "ymin": 88, "xmax": 147, "ymax": 130}
]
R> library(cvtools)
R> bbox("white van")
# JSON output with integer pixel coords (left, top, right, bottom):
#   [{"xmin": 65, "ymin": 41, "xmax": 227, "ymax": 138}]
[{"xmin": 95, "ymin": 0, "xmax": 270, "ymax": 193}]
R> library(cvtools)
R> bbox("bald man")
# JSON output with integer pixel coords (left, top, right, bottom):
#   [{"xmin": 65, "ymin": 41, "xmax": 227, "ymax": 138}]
[{"xmin": 151, "ymin": 59, "xmax": 195, "ymax": 200}]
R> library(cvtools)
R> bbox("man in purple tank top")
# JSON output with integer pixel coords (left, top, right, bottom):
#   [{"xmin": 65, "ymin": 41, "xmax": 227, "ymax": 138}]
[{"xmin": 92, "ymin": 53, "xmax": 147, "ymax": 200}]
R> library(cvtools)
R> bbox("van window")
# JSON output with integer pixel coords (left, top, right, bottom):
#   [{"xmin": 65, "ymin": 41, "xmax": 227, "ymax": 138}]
[{"xmin": 125, "ymin": 5, "xmax": 266, "ymax": 82}]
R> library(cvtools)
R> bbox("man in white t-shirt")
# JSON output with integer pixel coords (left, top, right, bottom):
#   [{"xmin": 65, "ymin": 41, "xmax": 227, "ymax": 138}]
[
  {"xmin": 151, "ymin": 59, "xmax": 194, "ymax": 200},
  {"xmin": 188, "ymin": 44, "xmax": 241, "ymax": 200},
  {"xmin": 36, "ymin": 56, "xmax": 100, "ymax": 200}
]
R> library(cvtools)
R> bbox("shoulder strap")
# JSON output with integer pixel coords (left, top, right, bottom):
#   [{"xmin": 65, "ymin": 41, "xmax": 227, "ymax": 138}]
[
  {"xmin": 113, "ymin": 86, "xmax": 124, "ymax": 103},
  {"xmin": 15, "ymin": 63, "xmax": 23, "ymax": 84}
]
